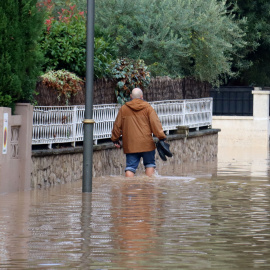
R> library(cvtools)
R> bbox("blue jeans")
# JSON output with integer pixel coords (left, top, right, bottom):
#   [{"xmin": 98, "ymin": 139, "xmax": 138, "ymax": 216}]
[{"xmin": 125, "ymin": 150, "xmax": 156, "ymax": 174}]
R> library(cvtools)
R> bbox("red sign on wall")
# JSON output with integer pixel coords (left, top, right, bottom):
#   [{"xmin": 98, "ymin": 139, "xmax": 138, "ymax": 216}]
[{"xmin": 2, "ymin": 113, "xmax": 8, "ymax": 154}]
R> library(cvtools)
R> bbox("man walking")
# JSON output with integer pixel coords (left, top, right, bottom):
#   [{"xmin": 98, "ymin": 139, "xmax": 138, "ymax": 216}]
[{"xmin": 111, "ymin": 88, "xmax": 166, "ymax": 177}]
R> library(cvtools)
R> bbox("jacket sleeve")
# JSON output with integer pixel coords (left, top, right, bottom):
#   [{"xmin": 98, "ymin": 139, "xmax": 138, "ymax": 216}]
[
  {"xmin": 111, "ymin": 108, "xmax": 122, "ymax": 142},
  {"xmin": 149, "ymin": 108, "xmax": 166, "ymax": 140}
]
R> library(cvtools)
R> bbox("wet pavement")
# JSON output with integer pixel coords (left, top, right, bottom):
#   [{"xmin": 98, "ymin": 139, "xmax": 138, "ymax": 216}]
[{"xmin": 1, "ymin": 144, "xmax": 270, "ymax": 269}]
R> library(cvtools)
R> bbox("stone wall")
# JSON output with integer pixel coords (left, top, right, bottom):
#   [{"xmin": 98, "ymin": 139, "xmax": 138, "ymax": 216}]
[{"xmin": 31, "ymin": 129, "xmax": 219, "ymax": 189}]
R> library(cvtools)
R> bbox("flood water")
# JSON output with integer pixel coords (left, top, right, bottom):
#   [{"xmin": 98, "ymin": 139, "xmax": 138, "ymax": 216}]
[{"xmin": 1, "ymin": 145, "xmax": 270, "ymax": 269}]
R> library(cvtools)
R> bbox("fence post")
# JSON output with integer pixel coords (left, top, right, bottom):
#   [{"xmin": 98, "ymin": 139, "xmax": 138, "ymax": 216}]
[
  {"xmin": 210, "ymin": 98, "xmax": 213, "ymax": 128},
  {"xmin": 72, "ymin": 106, "xmax": 77, "ymax": 147},
  {"xmin": 183, "ymin": 100, "xmax": 186, "ymax": 126}
]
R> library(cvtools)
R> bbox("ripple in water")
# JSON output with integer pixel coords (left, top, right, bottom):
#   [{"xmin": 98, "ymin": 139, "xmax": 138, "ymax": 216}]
[{"xmin": 0, "ymin": 146, "xmax": 270, "ymax": 269}]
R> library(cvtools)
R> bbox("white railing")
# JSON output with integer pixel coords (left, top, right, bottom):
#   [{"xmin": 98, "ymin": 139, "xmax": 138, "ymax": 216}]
[{"xmin": 32, "ymin": 98, "xmax": 212, "ymax": 147}]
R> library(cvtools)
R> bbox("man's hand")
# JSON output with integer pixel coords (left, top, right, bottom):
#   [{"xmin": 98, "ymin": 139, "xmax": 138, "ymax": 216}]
[{"xmin": 114, "ymin": 141, "xmax": 122, "ymax": 149}]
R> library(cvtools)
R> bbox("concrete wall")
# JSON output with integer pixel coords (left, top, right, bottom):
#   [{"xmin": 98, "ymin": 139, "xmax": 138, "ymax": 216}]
[
  {"xmin": 0, "ymin": 104, "xmax": 33, "ymax": 194},
  {"xmin": 212, "ymin": 89, "xmax": 270, "ymax": 147},
  {"xmin": 31, "ymin": 129, "xmax": 219, "ymax": 189}
]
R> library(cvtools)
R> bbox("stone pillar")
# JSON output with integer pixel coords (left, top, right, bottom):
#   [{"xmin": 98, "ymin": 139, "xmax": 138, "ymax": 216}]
[
  {"xmin": 252, "ymin": 88, "xmax": 270, "ymax": 145},
  {"xmin": 14, "ymin": 103, "xmax": 33, "ymax": 191}
]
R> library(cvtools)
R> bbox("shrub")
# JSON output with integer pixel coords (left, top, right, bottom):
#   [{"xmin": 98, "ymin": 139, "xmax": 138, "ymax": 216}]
[
  {"xmin": 40, "ymin": 69, "xmax": 84, "ymax": 105},
  {"xmin": 40, "ymin": 3, "xmax": 116, "ymax": 78},
  {"xmin": 111, "ymin": 58, "xmax": 151, "ymax": 105}
]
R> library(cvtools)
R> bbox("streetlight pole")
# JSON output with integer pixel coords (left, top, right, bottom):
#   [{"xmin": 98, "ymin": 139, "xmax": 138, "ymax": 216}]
[{"xmin": 82, "ymin": 0, "xmax": 95, "ymax": 192}]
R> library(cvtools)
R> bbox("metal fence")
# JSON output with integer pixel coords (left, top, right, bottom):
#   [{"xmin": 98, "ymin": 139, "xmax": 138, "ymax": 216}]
[
  {"xmin": 32, "ymin": 98, "xmax": 213, "ymax": 147},
  {"xmin": 210, "ymin": 87, "xmax": 253, "ymax": 116}
]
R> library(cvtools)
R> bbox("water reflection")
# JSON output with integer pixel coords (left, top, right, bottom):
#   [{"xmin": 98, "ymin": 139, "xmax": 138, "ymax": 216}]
[
  {"xmin": 110, "ymin": 180, "xmax": 161, "ymax": 269},
  {"xmin": 0, "ymin": 191, "xmax": 31, "ymax": 265},
  {"xmin": 0, "ymin": 145, "xmax": 270, "ymax": 269}
]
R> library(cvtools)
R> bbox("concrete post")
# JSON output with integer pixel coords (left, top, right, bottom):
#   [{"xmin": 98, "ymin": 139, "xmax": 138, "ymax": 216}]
[
  {"xmin": 14, "ymin": 103, "xmax": 33, "ymax": 191},
  {"xmin": 252, "ymin": 88, "xmax": 270, "ymax": 145},
  {"xmin": 252, "ymin": 88, "xmax": 270, "ymax": 118}
]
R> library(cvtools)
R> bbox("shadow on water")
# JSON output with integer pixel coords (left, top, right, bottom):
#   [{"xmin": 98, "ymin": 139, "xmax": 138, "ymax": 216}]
[{"xmin": 1, "ymin": 145, "xmax": 270, "ymax": 269}]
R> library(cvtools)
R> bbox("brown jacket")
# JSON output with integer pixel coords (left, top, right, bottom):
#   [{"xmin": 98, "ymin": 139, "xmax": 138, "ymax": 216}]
[{"xmin": 111, "ymin": 99, "xmax": 166, "ymax": 153}]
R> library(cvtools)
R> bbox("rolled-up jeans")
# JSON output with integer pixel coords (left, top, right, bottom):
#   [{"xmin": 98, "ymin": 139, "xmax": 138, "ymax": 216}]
[{"xmin": 125, "ymin": 150, "xmax": 156, "ymax": 174}]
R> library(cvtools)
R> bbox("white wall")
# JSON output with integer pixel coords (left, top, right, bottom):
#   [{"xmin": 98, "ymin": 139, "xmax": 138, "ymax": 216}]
[
  {"xmin": 212, "ymin": 115, "xmax": 269, "ymax": 147},
  {"xmin": 212, "ymin": 89, "xmax": 270, "ymax": 148},
  {"xmin": 212, "ymin": 89, "xmax": 270, "ymax": 175}
]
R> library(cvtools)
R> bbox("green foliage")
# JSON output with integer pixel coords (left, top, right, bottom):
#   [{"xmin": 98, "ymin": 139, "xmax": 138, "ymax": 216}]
[
  {"xmin": 0, "ymin": 1, "xmax": 21, "ymax": 110},
  {"xmin": 19, "ymin": 0, "xmax": 45, "ymax": 103},
  {"xmin": 0, "ymin": 93, "xmax": 13, "ymax": 108},
  {"xmin": 111, "ymin": 58, "xmax": 151, "ymax": 105},
  {"xmin": 37, "ymin": 0, "xmax": 87, "ymax": 15},
  {"xmin": 0, "ymin": 0, "xmax": 44, "ymax": 110},
  {"xmin": 40, "ymin": 6, "xmax": 87, "ymax": 76},
  {"xmin": 224, "ymin": 0, "xmax": 270, "ymax": 86},
  {"xmin": 95, "ymin": 0, "xmax": 247, "ymax": 86},
  {"xmin": 41, "ymin": 69, "xmax": 84, "ymax": 105},
  {"xmin": 94, "ymin": 37, "xmax": 117, "ymax": 78},
  {"xmin": 40, "ymin": 3, "xmax": 117, "ymax": 78}
]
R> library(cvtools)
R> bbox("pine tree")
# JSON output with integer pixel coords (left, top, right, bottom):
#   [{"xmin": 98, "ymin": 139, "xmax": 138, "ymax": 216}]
[{"xmin": 0, "ymin": 1, "xmax": 21, "ymax": 108}]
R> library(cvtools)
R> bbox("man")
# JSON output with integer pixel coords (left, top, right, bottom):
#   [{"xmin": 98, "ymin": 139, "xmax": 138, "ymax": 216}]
[{"xmin": 111, "ymin": 88, "xmax": 166, "ymax": 177}]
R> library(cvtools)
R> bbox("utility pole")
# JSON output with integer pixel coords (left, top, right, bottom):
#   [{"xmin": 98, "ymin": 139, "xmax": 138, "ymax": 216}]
[{"xmin": 82, "ymin": 0, "xmax": 95, "ymax": 192}]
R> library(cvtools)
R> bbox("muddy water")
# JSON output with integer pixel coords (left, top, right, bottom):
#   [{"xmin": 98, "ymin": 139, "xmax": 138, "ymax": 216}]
[{"xmin": 1, "ymin": 146, "xmax": 270, "ymax": 269}]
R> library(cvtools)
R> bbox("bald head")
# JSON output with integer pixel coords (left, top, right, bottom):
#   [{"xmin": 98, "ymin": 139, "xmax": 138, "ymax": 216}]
[{"xmin": 131, "ymin": 88, "xmax": 143, "ymax": 99}]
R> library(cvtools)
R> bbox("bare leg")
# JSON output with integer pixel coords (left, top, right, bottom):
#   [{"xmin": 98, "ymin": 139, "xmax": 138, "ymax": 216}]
[
  {"xmin": 125, "ymin": 170, "xmax": 135, "ymax": 177},
  {"xmin": 145, "ymin": 167, "xmax": 155, "ymax": 177}
]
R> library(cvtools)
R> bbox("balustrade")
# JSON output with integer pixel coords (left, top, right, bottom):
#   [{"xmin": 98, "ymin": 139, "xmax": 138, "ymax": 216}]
[{"xmin": 32, "ymin": 98, "xmax": 212, "ymax": 148}]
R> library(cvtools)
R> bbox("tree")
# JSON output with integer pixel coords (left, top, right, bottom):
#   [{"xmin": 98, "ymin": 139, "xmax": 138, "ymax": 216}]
[
  {"xmin": 0, "ymin": 1, "xmax": 21, "ymax": 108},
  {"xmin": 95, "ymin": 0, "xmax": 247, "ymax": 86},
  {"xmin": 0, "ymin": 0, "xmax": 44, "ymax": 110},
  {"xmin": 225, "ymin": 0, "xmax": 270, "ymax": 86}
]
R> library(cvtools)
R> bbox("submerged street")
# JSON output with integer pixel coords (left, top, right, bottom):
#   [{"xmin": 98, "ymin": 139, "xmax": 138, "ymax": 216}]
[{"xmin": 1, "ymin": 144, "xmax": 270, "ymax": 269}]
